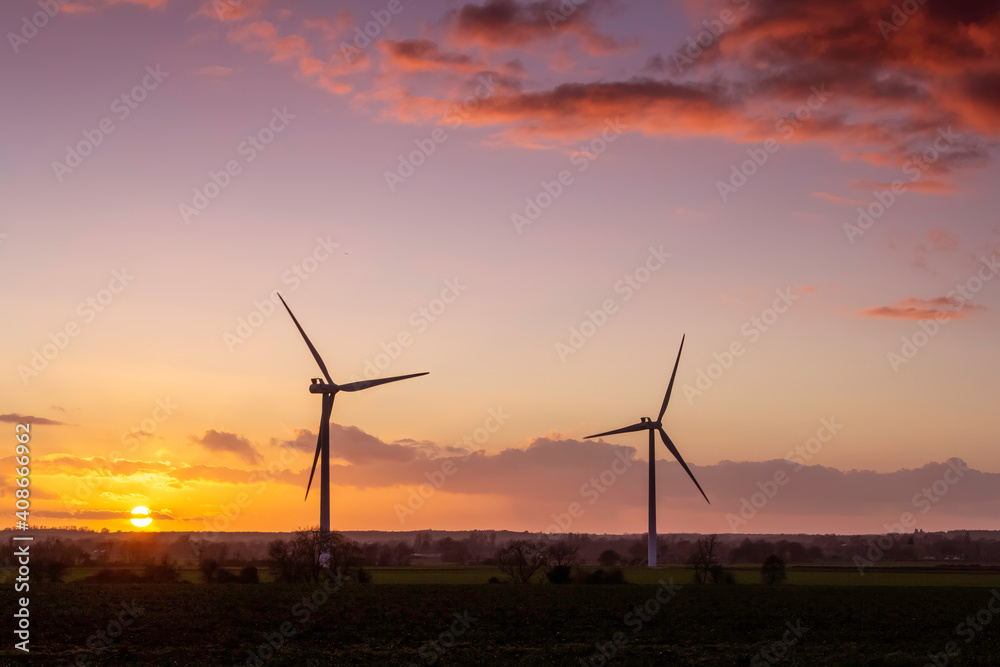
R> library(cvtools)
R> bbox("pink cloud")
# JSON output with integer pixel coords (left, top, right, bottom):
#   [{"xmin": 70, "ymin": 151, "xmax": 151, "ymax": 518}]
[{"xmin": 858, "ymin": 296, "xmax": 985, "ymax": 321}]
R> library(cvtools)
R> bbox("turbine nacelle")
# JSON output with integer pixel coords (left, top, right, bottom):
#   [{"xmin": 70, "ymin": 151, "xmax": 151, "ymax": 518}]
[{"xmin": 309, "ymin": 380, "xmax": 338, "ymax": 394}]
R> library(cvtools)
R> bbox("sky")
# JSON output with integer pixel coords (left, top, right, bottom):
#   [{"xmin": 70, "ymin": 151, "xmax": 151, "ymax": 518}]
[{"xmin": 2, "ymin": 0, "xmax": 999, "ymax": 536}]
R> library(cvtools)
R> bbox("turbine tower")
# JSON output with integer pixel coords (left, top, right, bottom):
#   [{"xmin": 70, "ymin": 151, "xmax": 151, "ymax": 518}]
[
  {"xmin": 584, "ymin": 335, "xmax": 708, "ymax": 567},
  {"xmin": 277, "ymin": 293, "xmax": 427, "ymax": 560}
]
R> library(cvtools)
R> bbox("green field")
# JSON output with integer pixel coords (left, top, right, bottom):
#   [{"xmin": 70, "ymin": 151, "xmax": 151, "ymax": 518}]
[
  {"xmin": 367, "ymin": 564, "xmax": 1000, "ymax": 588},
  {"xmin": 3, "ymin": 566, "xmax": 1000, "ymax": 666}
]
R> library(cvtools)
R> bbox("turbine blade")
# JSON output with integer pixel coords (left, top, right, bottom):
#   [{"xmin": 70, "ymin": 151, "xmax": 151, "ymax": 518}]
[
  {"xmin": 337, "ymin": 372, "xmax": 429, "ymax": 392},
  {"xmin": 656, "ymin": 334, "xmax": 685, "ymax": 422},
  {"xmin": 658, "ymin": 428, "xmax": 709, "ymax": 504},
  {"xmin": 305, "ymin": 395, "xmax": 334, "ymax": 500},
  {"xmin": 304, "ymin": 439, "xmax": 322, "ymax": 501},
  {"xmin": 277, "ymin": 293, "xmax": 334, "ymax": 386},
  {"xmin": 584, "ymin": 422, "xmax": 649, "ymax": 439}
]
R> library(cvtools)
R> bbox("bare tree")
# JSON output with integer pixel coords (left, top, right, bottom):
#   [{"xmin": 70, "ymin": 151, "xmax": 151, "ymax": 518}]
[
  {"xmin": 496, "ymin": 540, "xmax": 550, "ymax": 583},
  {"xmin": 689, "ymin": 534, "xmax": 721, "ymax": 584},
  {"xmin": 546, "ymin": 540, "xmax": 580, "ymax": 567},
  {"xmin": 268, "ymin": 528, "xmax": 358, "ymax": 583}
]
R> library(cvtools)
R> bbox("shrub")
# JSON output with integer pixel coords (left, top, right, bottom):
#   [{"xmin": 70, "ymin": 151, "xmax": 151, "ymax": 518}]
[
  {"xmin": 546, "ymin": 565, "xmax": 572, "ymax": 584},
  {"xmin": 216, "ymin": 569, "xmax": 240, "ymax": 583},
  {"xmin": 143, "ymin": 558, "xmax": 180, "ymax": 583},
  {"xmin": 581, "ymin": 568, "xmax": 625, "ymax": 585},
  {"xmin": 597, "ymin": 549, "xmax": 621, "ymax": 567},
  {"xmin": 761, "ymin": 554, "xmax": 787, "ymax": 585},
  {"xmin": 239, "ymin": 565, "xmax": 259, "ymax": 583}
]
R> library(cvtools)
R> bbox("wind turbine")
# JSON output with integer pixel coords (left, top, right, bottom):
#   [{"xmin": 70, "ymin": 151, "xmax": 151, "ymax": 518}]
[
  {"xmin": 277, "ymin": 293, "xmax": 428, "ymax": 561},
  {"xmin": 584, "ymin": 335, "xmax": 708, "ymax": 567}
]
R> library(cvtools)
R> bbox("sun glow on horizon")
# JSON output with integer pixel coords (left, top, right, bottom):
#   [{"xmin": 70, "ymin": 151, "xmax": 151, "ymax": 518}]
[{"xmin": 130, "ymin": 506, "xmax": 152, "ymax": 528}]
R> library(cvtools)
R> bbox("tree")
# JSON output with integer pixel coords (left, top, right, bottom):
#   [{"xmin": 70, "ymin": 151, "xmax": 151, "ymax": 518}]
[
  {"xmin": 546, "ymin": 540, "xmax": 580, "ymax": 567},
  {"xmin": 143, "ymin": 557, "xmax": 180, "ymax": 583},
  {"xmin": 627, "ymin": 540, "xmax": 647, "ymax": 565},
  {"xmin": 598, "ymin": 549, "xmax": 621, "ymax": 568},
  {"xmin": 689, "ymin": 535, "xmax": 721, "ymax": 584},
  {"xmin": 761, "ymin": 554, "xmax": 787, "ymax": 585},
  {"xmin": 268, "ymin": 529, "xmax": 358, "ymax": 583},
  {"xmin": 496, "ymin": 540, "xmax": 549, "ymax": 583},
  {"xmin": 393, "ymin": 541, "xmax": 413, "ymax": 566},
  {"xmin": 199, "ymin": 557, "xmax": 219, "ymax": 583}
]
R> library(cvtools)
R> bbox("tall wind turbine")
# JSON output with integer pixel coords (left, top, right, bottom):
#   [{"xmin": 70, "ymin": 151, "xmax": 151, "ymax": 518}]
[
  {"xmin": 277, "ymin": 293, "xmax": 428, "ymax": 558},
  {"xmin": 584, "ymin": 335, "xmax": 709, "ymax": 567}
]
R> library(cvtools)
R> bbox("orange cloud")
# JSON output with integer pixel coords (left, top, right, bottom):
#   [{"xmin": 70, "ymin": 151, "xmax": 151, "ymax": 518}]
[
  {"xmin": 190, "ymin": 430, "xmax": 261, "ymax": 465},
  {"xmin": 927, "ymin": 227, "xmax": 959, "ymax": 251},
  {"xmin": 850, "ymin": 179, "xmax": 960, "ymax": 196},
  {"xmin": 227, "ymin": 21, "xmax": 309, "ymax": 62},
  {"xmin": 447, "ymin": 0, "xmax": 632, "ymax": 55},
  {"xmin": 858, "ymin": 296, "xmax": 984, "ymax": 321},
  {"xmin": 193, "ymin": 0, "xmax": 268, "ymax": 22},
  {"xmin": 303, "ymin": 11, "xmax": 355, "ymax": 41},
  {"xmin": 226, "ymin": 20, "xmax": 367, "ymax": 95},
  {"xmin": 0, "ymin": 413, "xmax": 68, "ymax": 426},
  {"xmin": 378, "ymin": 39, "xmax": 487, "ymax": 73}
]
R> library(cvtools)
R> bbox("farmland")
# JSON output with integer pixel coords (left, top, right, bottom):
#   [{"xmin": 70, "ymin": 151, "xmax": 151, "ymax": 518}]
[{"xmin": 3, "ymin": 565, "xmax": 1000, "ymax": 666}]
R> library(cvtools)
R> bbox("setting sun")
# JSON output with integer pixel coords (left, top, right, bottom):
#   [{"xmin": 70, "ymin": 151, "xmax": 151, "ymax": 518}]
[{"xmin": 130, "ymin": 507, "xmax": 152, "ymax": 528}]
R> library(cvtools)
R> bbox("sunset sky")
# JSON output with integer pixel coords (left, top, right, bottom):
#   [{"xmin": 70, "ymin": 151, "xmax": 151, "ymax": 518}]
[{"xmin": 2, "ymin": 0, "xmax": 999, "ymax": 536}]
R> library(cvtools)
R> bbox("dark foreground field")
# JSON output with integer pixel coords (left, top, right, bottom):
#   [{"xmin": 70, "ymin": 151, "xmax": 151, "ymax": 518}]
[{"xmin": 4, "ymin": 578, "xmax": 1000, "ymax": 666}]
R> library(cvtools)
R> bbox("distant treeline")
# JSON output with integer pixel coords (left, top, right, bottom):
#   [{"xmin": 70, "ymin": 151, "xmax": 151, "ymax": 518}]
[{"xmin": 3, "ymin": 528, "xmax": 1000, "ymax": 573}]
